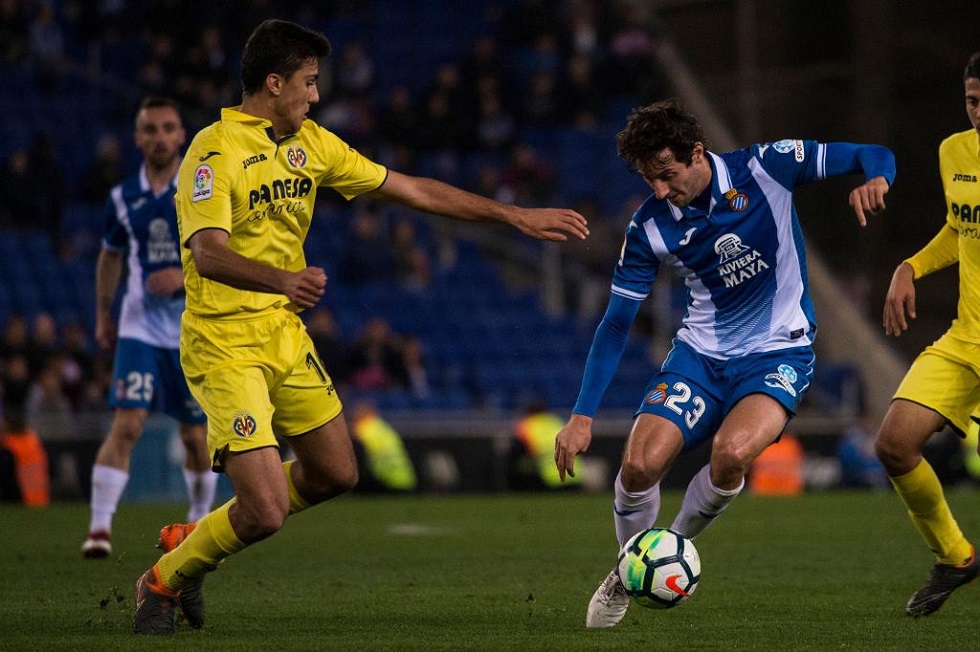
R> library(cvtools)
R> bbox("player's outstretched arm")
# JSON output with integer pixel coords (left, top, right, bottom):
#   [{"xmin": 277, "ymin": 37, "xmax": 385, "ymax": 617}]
[
  {"xmin": 370, "ymin": 170, "xmax": 589, "ymax": 241},
  {"xmin": 554, "ymin": 415, "xmax": 594, "ymax": 481},
  {"xmin": 883, "ymin": 262, "xmax": 916, "ymax": 336}
]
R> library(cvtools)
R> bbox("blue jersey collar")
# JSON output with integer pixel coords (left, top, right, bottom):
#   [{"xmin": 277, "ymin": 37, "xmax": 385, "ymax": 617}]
[{"xmin": 667, "ymin": 151, "xmax": 733, "ymax": 221}]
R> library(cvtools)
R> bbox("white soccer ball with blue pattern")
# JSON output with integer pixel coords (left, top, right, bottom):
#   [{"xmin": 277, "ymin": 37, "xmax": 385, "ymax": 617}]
[{"xmin": 617, "ymin": 527, "xmax": 701, "ymax": 609}]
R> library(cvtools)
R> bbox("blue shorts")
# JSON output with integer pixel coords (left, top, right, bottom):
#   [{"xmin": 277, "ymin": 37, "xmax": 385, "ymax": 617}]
[
  {"xmin": 109, "ymin": 338, "xmax": 206, "ymax": 424},
  {"xmin": 635, "ymin": 339, "xmax": 814, "ymax": 452}
]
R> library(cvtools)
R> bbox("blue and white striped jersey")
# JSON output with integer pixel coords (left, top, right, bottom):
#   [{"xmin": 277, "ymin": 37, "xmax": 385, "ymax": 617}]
[
  {"xmin": 612, "ymin": 140, "xmax": 842, "ymax": 359},
  {"xmin": 101, "ymin": 164, "xmax": 184, "ymax": 349}
]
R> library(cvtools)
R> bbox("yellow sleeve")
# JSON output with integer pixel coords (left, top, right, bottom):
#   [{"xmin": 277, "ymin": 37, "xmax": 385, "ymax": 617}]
[{"xmin": 904, "ymin": 224, "xmax": 959, "ymax": 279}]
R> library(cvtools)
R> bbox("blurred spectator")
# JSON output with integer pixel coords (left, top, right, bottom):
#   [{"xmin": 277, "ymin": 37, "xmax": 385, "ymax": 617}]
[
  {"xmin": 59, "ymin": 320, "xmax": 93, "ymax": 409},
  {"xmin": 350, "ymin": 402, "xmax": 417, "ymax": 492},
  {"xmin": 25, "ymin": 354, "xmax": 76, "ymax": 441},
  {"xmin": 748, "ymin": 433, "xmax": 804, "ymax": 496},
  {"xmin": 27, "ymin": 2, "xmax": 64, "ymax": 94},
  {"xmin": 608, "ymin": 3, "xmax": 661, "ymax": 98},
  {"xmin": 391, "ymin": 219, "xmax": 433, "ymax": 291},
  {"xmin": 0, "ymin": 148, "xmax": 32, "ymax": 229},
  {"xmin": 837, "ymin": 417, "xmax": 889, "ymax": 489},
  {"xmin": 400, "ymin": 336, "xmax": 430, "ymax": 399},
  {"xmin": 81, "ymin": 134, "xmax": 125, "ymax": 205},
  {"xmin": 23, "ymin": 135, "xmax": 66, "ymax": 253},
  {"xmin": 305, "ymin": 306, "xmax": 348, "ymax": 383},
  {"xmin": 475, "ymin": 91, "xmax": 517, "ymax": 152},
  {"xmin": 499, "ymin": 142, "xmax": 556, "ymax": 206},
  {"xmin": 334, "ymin": 40, "xmax": 374, "ymax": 99},
  {"xmin": 521, "ymin": 70, "xmax": 563, "ymax": 128},
  {"xmin": 0, "ymin": 0, "xmax": 28, "ymax": 65},
  {"xmin": 510, "ymin": 401, "xmax": 582, "ymax": 490},
  {"xmin": 377, "ymin": 85, "xmax": 420, "ymax": 149},
  {"xmin": 562, "ymin": 52, "xmax": 604, "ymax": 122},
  {"xmin": 0, "ymin": 379, "xmax": 49, "ymax": 506},
  {"xmin": 0, "ymin": 314, "xmax": 29, "ymax": 363},
  {"xmin": 337, "ymin": 205, "xmax": 394, "ymax": 284},
  {"xmin": 347, "ymin": 318, "xmax": 408, "ymax": 391},
  {"xmin": 26, "ymin": 312, "xmax": 58, "ymax": 377}
]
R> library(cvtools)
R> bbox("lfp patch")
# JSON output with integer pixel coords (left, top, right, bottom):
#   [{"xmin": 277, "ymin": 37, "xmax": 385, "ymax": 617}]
[{"xmin": 192, "ymin": 164, "xmax": 213, "ymax": 202}]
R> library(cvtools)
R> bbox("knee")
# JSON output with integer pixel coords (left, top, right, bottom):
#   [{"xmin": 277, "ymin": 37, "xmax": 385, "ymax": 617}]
[
  {"xmin": 300, "ymin": 463, "xmax": 359, "ymax": 504},
  {"xmin": 236, "ymin": 500, "xmax": 288, "ymax": 542},
  {"xmin": 710, "ymin": 441, "xmax": 753, "ymax": 484},
  {"xmin": 873, "ymin": 432, "xmax": 915, "ymax": 475},
  {"xmin": 620, "ymin": 457, "xmax": 662, "ymax": 493}
]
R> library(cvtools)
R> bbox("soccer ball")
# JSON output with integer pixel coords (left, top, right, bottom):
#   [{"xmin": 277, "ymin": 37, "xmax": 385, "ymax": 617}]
[{"xmin": 617, "ymin": 527, "xmax": 701, "ymax": 609}]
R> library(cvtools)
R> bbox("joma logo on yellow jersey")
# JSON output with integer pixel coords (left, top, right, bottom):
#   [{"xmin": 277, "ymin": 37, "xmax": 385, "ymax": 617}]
[{"xmin": 248, "ymin": 178, "xmax": 313, "ymax": 209}]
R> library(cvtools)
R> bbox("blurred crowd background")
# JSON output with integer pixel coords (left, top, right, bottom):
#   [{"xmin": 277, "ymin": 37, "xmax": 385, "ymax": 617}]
[{"xmin": 0, "ymin": 0, "xmax": 976, "ymax": 496}]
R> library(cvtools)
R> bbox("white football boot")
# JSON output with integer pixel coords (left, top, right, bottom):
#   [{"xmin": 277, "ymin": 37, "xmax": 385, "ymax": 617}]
[{"xmin": 585, "ymin": 567, "xmax": 629, "ymax": 628}]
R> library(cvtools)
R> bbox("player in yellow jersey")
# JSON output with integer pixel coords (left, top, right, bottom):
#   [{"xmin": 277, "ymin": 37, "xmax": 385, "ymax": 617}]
[
  {"xmin": 132, "ymin": 19, "xmax": 588, "ymax": 635},
  {"xmin": 875, "ymin": 49, "xmax": 980, "ymax": 617}
]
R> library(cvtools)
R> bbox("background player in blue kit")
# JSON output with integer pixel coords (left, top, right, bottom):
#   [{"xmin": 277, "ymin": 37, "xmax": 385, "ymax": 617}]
[
  {"xmin": 552, "ymin": 98, "xmax": 895, "ymax": 627},
  {"xmin": 82, "ymin": 97, "xmax": 217, "ymax": 559}
]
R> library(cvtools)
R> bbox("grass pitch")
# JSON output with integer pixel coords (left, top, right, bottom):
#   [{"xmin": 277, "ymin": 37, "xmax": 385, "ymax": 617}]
[{"xmin": 2, "ymin": 490, "xmax": 978, "ymax": 651}]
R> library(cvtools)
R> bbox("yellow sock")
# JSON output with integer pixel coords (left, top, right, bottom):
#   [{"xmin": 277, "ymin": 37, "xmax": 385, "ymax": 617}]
[
  {"xmin": 284, "ymin": 460, "xmax": 311, "ymax": 515},
  {"xmin": 157, "ymin": 499, "xmax": 245, "ymax": 590},
  {"xmin": 890, "ymin": 459, "xmax": 973, "ymax": 565}
]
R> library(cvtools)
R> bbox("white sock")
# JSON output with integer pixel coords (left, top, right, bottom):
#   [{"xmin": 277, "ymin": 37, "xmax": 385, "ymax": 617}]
[
  {"xmin": 670, "ymin": 464, "xmax": 743, "ymax": 539},
  {"xmin": 89, "ymin": 464, "xmax": 129, "ymax": 533},
  {"xmin": 613, "ymin": 470, "xmax": 661, "ymax": 548},
  {"xmin": 183, "ymin": 469, "xmax": 219, "ymax": 523}
]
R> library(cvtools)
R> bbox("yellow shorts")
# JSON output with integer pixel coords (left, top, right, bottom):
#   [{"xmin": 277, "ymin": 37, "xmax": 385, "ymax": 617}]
[
  {"xmin": 180, "ymin": 309, "xmax": 342, "ymax": 471},
  {"xmin": 893, "ymin": 331, "xmax": 980, "ymax": 436}
]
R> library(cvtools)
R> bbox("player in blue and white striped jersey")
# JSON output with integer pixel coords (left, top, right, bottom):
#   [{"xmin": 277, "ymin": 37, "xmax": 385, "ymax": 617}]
[
  {"xmin": 553, "ymin": 99, "xmax": 895, "ymax": 627},
  {"xmin": 82, "ymin": 98, "xmax": 217, "ymax": 559}
]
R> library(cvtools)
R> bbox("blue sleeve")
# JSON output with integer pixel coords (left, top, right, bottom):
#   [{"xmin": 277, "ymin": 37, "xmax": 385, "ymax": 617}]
[
  {"xmin": 571, "ymin": 293, "xmax": 643, "ymax": 417},
  {"xmin": 101, "ymin": 193, "xmax": 126, "ymax": 251},
  {"xmin": 823, "ymin": 142, "xmax": 896, "ymax": 186}
]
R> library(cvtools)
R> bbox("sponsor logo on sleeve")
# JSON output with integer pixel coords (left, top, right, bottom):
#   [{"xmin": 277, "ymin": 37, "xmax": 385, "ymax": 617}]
[
  {"xmin": 192, "ymin": 165, "xmax": 213, "ymax": 202},
  {"xmin": 772, "ymin": 139, "xmax": 805, "ymax": 162}
]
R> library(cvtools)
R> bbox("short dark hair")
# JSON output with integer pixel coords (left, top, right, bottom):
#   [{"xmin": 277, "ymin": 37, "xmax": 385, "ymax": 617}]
[
  {"xmin": 240, "ymin": 19, "xmax": 332, "ymax": 96},
  {"xmin": 616, "ymin": 98, "xmax": 705, "ymax": 173},
  {"xmin": 135, "ymin": 96, "xmax": 183, "ymax": 126},
  {"xmin": 965, "ymin": 50, "xmax": 980, "ymax": 81}
]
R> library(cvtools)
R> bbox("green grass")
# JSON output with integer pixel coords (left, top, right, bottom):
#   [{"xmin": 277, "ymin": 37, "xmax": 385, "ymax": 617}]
[{"xmin": 2, "ymin": 490, "xmax": 979, "ymax": 651}]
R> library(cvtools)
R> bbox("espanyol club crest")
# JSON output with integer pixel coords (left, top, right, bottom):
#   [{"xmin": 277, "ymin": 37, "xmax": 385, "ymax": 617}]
[
  {"xmin": 646, "ymin": 382, "xmax": 669, "ymax": 404},
  {"xmin": 286, "ymin": 145, "xmax": 307, "ymax": 168},
  {"xmin": 233, "ymin": 412, "xmax": 258, "ymax": 438}
]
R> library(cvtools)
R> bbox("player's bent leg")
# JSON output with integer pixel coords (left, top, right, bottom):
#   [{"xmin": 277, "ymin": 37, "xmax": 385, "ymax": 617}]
[
  {"xmin": 873, "ymin": 399, "xmax": 944, "ymax": 476},
  {"xmin": 287, "ymin": 414, "xmax": 359, "ymax": 506},
  {"xmin": 586, "ymin": 567, "xmax": 629, "ymax": 628}
]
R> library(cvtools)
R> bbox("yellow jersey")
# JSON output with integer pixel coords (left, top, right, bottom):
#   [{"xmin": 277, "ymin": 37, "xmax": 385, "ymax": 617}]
[
  {"xmin": 175, "ymin": 107, "xmax": 387, "ymax": 319},
  {"xmin": 941, "ymin": 128, "xmax": 980, "ymax": 341}
]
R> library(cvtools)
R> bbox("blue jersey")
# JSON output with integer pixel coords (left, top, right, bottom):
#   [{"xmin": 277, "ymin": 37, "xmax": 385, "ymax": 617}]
[
  {"xmin": 615, "ymin": 140, "xmax": 840, "ymax": 359},
  {"xmin": 101, "ymin": 164, "xmax": 184, "ymax": 349},
  {"xmin": 570, "ymin": 139, "xmax": 895, "ymax": 418}
]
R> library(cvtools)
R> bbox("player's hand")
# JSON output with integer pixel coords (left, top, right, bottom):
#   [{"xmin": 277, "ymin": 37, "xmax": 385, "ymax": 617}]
[
  {"xmin": 95, "ymin": 313, "xmax": 116, "ymax": 351},
  {"xmin": 554, "ymin": 414, "xmax": 594, "ymax": 481},
  {"xmin": 883, "ymin": 262, "xmax": 915, "ymax": 336},
  {"xmin": 512, "ymin": 207, "xmax": 589, "ymax": 242},
  {"xmin": 145, "ymin": 267, "xmax": 184, "ymax": 295},
  {"xmin": 848, "ymin": 176, "xmax": 889, "ymax": 227},
  {"xmin": 283, "ymin": 266, "xmax": 327, "ymax": 309}
]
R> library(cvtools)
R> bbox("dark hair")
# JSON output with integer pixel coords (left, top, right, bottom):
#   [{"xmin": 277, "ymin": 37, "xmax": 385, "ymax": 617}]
[
  {"xmin": 241, "ymin": 19, "xmax": 332, "ymax": 96},
  {"xmin": 965, "ymin": 50, "xmax": 980, "ymax": 81},
  {"xmin": 136, "ymin": 96, "xmax": 183, "ymax": 125},
  {"xmin": 616, "ymin": 98, "xmax": 705, "ymax": 173}
]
